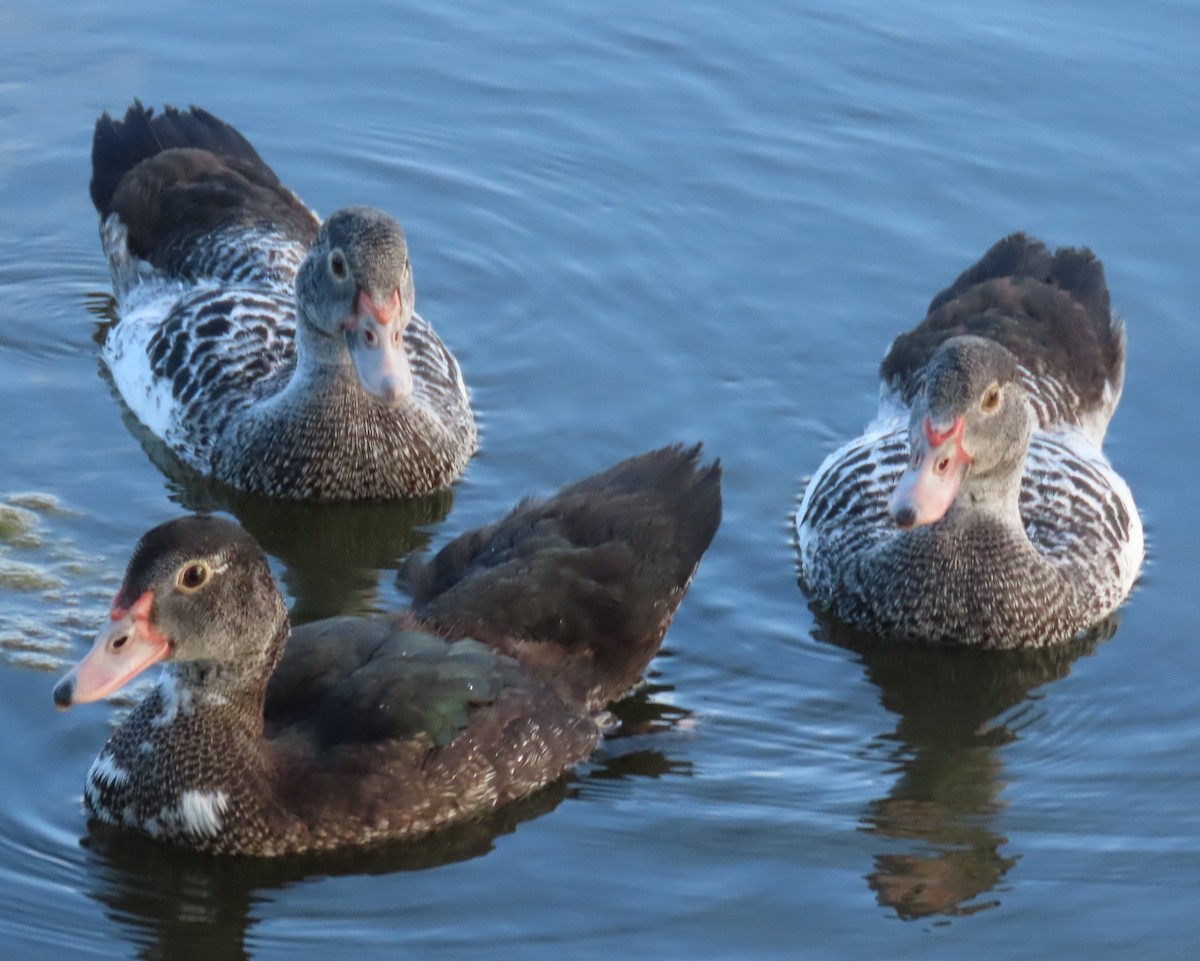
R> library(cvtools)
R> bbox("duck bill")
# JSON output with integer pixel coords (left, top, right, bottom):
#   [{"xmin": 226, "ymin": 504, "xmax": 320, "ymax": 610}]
[
  {"xmin": 53, "ymin": 592, "xmax": 170, "ymax": 710},
  {"xmin": 888, "ymin": 416, "xmax": 971, "ymax": 530},
  {"xmin": 348, "ymin": 289, "xmax": 414, "ymax": 408}
]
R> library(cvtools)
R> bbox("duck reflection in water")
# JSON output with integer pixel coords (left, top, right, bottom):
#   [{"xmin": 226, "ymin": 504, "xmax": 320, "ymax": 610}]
[
  {"xmin": 81, "ymin": 782, "xmax": 570, "ymax": 961},
  {"xmin": 816, "ymin": 612, "xmax": 1113, "ymax": 920},
  {"xmin": 168, "ymin": 478, "xmax": 454, "ymax": 624}
]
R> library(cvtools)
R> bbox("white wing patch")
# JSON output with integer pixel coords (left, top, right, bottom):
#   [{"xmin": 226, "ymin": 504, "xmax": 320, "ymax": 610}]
[
  {"xmin": 796, "ymin": 413, "xmax": 907, "ymax": 580},
  {"xmin": 161, "ymin": 790, "xmax": 229, "ymax": 839},
  {"xmin": 104, "ymin": 281, "xmax": 206, "ymax": 440},
  {"xmin": 1021, "ymin": 427, "xmax": 1144, "ymax": 597},
  {"xmin": 87, "ymin": 752, "xmax": 130, "ymax": 788},
  {"xmin": 101, "ymin": 221, "xmax": 304, "ymax": 470}
]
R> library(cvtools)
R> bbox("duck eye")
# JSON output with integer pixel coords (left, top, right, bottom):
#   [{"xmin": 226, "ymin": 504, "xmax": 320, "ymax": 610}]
[
  {"xmin": 329, "ymin": 250, "xmax": 348, "ymax": 280},
  {"xmin": 177, "ymin": 562, "xmax": 210, "ymax": 592},
  {"xmin": 981, "ymin": 383, "xmax": 1002, "ymax": 413}
]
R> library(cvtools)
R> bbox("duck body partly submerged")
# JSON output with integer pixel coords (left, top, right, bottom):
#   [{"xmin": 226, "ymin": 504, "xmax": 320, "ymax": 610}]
[
  {"xmin": 796, "ymin": 234, "xmax": 1142, "ymax": 648},
  {"xmin": 92, "ymin": 102, "xmax": 476, "ymax": 501},
  {"xmin": 55, "ymin": 445, "xmax": 722, "ymax": 855}
]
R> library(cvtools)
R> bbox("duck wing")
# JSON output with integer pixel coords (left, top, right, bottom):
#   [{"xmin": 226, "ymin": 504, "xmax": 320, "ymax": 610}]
[
  {"xmin": 264, "ymin": 616, "xmax": 535, "ymax": 751},
  {"xmin": 93, "ymin": 103, "xmax": 318, "ymax": 469},
  {"xmin": 92, "ymin": 100, "xmax": 317, "ymax": 284},
  {"xmin": 406, "ymin": 443, "xmax": 722, "ymax": 708}
]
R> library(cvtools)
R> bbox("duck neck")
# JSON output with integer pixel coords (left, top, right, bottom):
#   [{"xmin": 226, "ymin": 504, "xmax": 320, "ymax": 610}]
[
  {"xmin": 161, "ymin": 616, "xmax": 291, "ymax": 737},
  {"xmin": 949, "ymin": 465, "xmax": 1025, "ymax": 529},
  {"xmin": 287, "ymin": 316, "xmax": 360, "ymax": 401}
]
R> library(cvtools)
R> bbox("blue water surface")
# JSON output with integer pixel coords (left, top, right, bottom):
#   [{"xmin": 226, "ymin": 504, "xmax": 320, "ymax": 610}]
[{"xmin": 0, "ymin": 1, "xmax": 1197, "ymax": 958}]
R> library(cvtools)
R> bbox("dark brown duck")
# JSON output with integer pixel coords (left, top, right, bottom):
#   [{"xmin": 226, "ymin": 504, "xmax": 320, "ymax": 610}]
[{"xmin": 54, "ymin": 445, "xmax": 722, "ymax": 856}]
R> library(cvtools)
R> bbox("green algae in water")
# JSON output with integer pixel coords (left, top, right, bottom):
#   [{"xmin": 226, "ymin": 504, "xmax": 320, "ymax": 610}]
[
  {"xmin": 0, "ymin": 498, "xmax": 116, "ymax": 679},
  {"xmin": 0, "ymin": 557, "xmax": 62, "ymax": 591},
  {"xmin": 60, "ymin": 556, "xmax": 110, "ymax": 578},
  {"xmin": 5, "ymin": 492, "xmax": 74, "ymax": 516},
  {"xmin": 5, "ymin": 651, "xmax": 67, "ymax": 673},
  {"xmin": 0, "ymin": 631, "xmax": 74, "ymax": 656},
  {"xmin": 0, "ymin": 505, "xmax": 40, "ymax": 548}
]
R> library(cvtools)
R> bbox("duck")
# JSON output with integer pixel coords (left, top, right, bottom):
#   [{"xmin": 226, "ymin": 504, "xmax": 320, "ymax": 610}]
[
  {"xmin": 796, "ymin": 233, "xmax": 1143, "ymax": 648},
  {"xmin": 53, "ymin": 444, "xmax": 722, "ymax": 856},
  {"xmin": 90, "ymin": 101, "xmax": 476, "ymax": 501}
]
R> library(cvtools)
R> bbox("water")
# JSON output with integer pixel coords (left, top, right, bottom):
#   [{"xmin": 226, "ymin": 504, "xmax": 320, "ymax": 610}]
[{"xmin": 1, "ymin": 1, "xmax": 1198, "ymax": 957}]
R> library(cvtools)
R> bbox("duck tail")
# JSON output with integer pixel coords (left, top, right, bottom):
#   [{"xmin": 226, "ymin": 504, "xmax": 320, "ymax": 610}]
[
  {"xmin": 407, "ymin": 444, "xmax": 722, "ymax": 710},
  {"xmin": 882, "ymin": 232, "xmax": 1124, "ymax": 423},
  {"xmin": 925, "ymin": 232, "xmax": 1120, "ymax": 372},
  {"xmin": 90, "ymin": 100, "xmax": 269, "ymax": 216}
]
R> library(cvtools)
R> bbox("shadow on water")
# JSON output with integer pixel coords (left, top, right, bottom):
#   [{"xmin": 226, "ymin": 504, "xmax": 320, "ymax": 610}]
[
  {"xmin": 586, "ymin": 674, "xmax": 695, "ymax": 782},
  {"xmin": 164, "ymin": 475, "xmax": 454, "ymax": 625},
  {"xmin": 87, "ymin": 297, "xmax": 455, "ymax": 623},
  {"xmin": 814, "ymin": 611, "xmax": 1116, "ymax": 921},
  {"xmin": 80, "ymin": 782, "xmax": 571, "ymax": 961},
  {"xmin": 77, "ymin": 684, "xmax": 689, "ymax": 961}
]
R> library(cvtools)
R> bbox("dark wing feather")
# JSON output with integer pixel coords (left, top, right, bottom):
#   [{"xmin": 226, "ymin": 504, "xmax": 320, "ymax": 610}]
[
  {"xmin": 92, "ymin": 102, "xmax": 318, "ymax": 277},
  {"xmin": 406, "ymin": 444, "xmax": 722, "ymax": 707},
  {"xmin": 264, "ymin": 617, "xmax": 529, "ymax": 751},
  {"xmin": 881, "ymin": 233, "xmax": 1123, "ymax": 429}
]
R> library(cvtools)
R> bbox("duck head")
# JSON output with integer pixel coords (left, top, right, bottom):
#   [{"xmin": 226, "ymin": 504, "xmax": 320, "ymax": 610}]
[
  {"xmin": 295, "ymin": 206, "xmax": 416, "ymax": 408},
  {"xmin": 889, "ymin": 335, "xmax": 1033, "ymax": 530},
  {"xmin": 54, "ymin": 516, "xmax": 287, "ymax": 709}
]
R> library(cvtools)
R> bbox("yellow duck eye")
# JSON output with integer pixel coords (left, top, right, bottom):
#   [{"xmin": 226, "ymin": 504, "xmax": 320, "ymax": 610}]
[
  {"xmin": 981, "ymin": 383, "xmax": 1002, "ymax": 414},
  {"xmin": 177, "ymin": 561, "xmax": 211, "ymax": 592}
]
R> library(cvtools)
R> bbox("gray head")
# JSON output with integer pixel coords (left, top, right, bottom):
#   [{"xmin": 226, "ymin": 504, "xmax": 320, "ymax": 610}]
[
  {"xmin": 53, "ymin": 515, "xmax": 287, "ymax": 709},
  {"xmin": 889, "ymin": 335, "xmax": 1033, "ymax": 529},
  {"xmin": 294, "ymin": 206, "xmax": 417, "ymax": 407}
]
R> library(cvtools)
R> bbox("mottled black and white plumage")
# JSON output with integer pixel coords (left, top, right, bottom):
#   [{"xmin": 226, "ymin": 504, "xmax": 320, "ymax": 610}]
[
  {"xmin": 92, "ymin": 102, "xmax": 476, "ymax": 501},
  {"xmin": 796, "ymin": 233, "xmax": 1143, "ymax": 648},
  {"xmin": 54, "ymin": 445, "xmax": 722, "ymax": 855}
]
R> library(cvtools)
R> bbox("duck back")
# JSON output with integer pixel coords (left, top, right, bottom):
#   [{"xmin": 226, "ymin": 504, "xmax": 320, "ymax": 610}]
[
  {"xmin": 881, "ymin": 232, "xmax": 1124, "ymax": 442},
  {"xmin": 92, "ymin": 101, "xmax": 317, "ymax": 286},
  {"xmin": 408, "ymin": 444, "xmax": 723, "ymax": 708}
]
